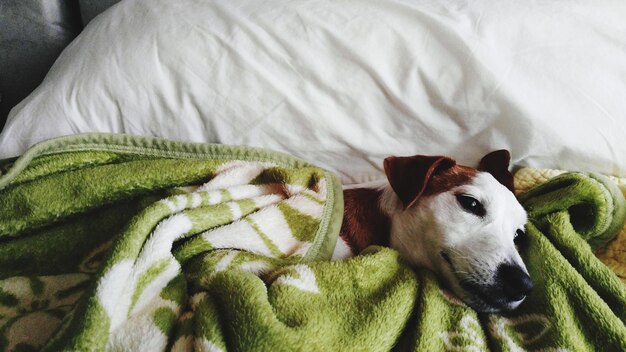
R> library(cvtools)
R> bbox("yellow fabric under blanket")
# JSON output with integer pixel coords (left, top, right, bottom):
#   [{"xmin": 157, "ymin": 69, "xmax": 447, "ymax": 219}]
[{"xmin": 515, "ymin": 167, "xmax": 626, "ymax": 283}]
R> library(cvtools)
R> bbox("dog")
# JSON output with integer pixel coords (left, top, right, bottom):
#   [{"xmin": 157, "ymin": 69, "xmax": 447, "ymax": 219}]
[{"xmin": 332, "ymin": 150, "xmax": 532, "ymax": 312}]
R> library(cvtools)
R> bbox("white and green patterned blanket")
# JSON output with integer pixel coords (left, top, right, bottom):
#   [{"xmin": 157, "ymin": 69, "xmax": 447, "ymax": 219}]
[{"xmin": 0, "ymin": 134, "xmax": 624, "ymax": 351}]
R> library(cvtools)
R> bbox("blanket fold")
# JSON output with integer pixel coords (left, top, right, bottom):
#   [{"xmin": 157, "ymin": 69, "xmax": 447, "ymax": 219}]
[
  {"xmin": 0, "ymin": 133, "xmax": 343, "ymax": 351},
  {"xmin": 0, "ymin": 134, "xmax": 625, "ymax": 351},
  {"xmin": 517, "ymin": 172, "xmax": 626, "ymax": 250}
]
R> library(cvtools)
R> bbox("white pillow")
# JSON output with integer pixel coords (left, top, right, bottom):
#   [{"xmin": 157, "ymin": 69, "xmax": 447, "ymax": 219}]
[{"xmin": 2, "ymin": 0, "xmax": 626, "ymax": 183}]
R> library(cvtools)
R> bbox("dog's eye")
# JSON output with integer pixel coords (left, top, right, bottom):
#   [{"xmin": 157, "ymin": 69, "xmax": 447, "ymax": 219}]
[
  {"xmin": 456, "ymin": 194, "xmax": 485, "ymax": 217},
  {"xmin": 514, "ymin": 229, "xmax": 526, "ymax": 244}
]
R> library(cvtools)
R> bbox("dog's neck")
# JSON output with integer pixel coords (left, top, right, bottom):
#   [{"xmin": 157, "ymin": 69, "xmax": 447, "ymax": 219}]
[{"xmin": 340, "ymin": 184, "xmax": 395, "ymax": 253}]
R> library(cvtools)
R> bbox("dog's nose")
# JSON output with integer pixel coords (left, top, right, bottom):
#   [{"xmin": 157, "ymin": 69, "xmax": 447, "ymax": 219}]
[{"xmin": 497, "ymin": 263, "xmax": 533, "ymax": 301}]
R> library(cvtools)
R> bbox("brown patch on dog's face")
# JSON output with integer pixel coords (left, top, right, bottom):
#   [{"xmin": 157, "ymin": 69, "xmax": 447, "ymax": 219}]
[
  {"xmin": 384, "ymin": 155, "xmax": 477, "ymax": 208},
  {"xmin": 421, "ymin": 164, "xmax": 477, "ymax": 198}
]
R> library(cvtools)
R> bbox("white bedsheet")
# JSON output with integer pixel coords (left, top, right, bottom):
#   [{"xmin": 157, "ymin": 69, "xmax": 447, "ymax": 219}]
[{"xmin": 1, "ymin": 0, "xmax": 626, "ymax": 183}]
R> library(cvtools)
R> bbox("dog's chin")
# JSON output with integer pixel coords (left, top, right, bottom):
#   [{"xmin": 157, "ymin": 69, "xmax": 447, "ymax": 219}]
[{"xmin": 455, "ymin": 287, "xmax": 525, "ymax": 313}]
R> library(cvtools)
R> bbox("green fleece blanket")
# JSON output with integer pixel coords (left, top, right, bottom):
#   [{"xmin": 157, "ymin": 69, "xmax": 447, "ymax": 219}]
[{"xmin": 0, "ymin": 134, "xmax": 625, "ymax": 351}]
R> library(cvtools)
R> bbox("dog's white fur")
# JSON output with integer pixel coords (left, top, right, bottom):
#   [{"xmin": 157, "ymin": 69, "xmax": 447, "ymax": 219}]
[
  {"xmin": 385, "ymin": 172, "xmax": 528, "ymax": 311},
  {"xmin": 336, "ymin": 172, "xmax": 529, "ymax": 312}
]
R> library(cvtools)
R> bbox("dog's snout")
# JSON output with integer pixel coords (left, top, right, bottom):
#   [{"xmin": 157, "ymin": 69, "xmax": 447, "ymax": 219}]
[{"xmin": 497, "ymin": 263, "xmax": 533, "ymax": 301}]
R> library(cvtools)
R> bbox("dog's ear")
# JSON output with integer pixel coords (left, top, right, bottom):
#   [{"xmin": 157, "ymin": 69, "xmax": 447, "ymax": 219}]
[
  {"xmin": 384, "ymin": 155, "xmax": 456, "ymax": 208},
  {"xmin": 478, "ymin": 149, "xmax": 515, "ymax": 192}
]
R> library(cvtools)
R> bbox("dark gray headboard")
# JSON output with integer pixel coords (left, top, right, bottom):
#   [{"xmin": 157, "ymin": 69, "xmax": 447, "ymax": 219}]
[
  {"xmin": 79, "ymin": 0, "xmax": 123, "ymax": 26},
  {"xmin": 0, "ymin": 0, "xmax": 121, "ymax": 130}
]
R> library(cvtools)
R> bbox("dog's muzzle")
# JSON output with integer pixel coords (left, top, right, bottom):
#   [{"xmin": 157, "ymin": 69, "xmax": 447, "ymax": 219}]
[
  {"xmin": 454, "ymin": 262, "xmax": 533, "ymax": 311},
  {"xmin": 496, "ymin": 264, "xmax": 533, "ymax": 302},
  {"xmin": 496, "ymin": 263, "xmax": 533, "ymax": 301},
  {"xmin": 440, "ymin": 250, "xmax": 533, "ymax": 311}
]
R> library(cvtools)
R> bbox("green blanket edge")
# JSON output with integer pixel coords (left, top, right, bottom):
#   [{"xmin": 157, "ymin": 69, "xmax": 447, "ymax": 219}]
[{"xmin": 0, "ymin": 133, "xmax": 344, "ymax": 263}]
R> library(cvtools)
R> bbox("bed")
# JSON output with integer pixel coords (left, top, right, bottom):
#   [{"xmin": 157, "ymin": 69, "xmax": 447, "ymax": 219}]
[{"xmin": 0, "ymin": 0, "xmax": 625, "ymax": 351}]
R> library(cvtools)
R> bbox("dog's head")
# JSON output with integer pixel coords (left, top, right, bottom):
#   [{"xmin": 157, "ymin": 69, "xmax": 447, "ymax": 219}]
[{"xmin": 383, "ymin": 150, "xmax": 531, "ymax": 312}]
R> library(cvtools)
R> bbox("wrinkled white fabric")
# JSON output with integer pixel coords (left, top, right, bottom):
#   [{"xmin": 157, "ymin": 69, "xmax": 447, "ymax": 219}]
[{"xmin": 1, "ymin": 0, "xmax": 626, "ymax": 183}]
